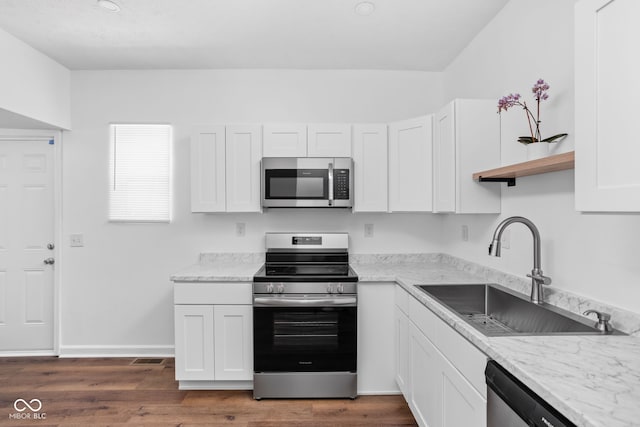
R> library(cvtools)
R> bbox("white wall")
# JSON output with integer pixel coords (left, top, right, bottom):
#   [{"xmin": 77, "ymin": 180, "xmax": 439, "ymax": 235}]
[
  {"xmin": 440, "ymin": 0, "xmax": 640, "ymax": 314},
  {"xmin": 0, "ymin": 27, "xmax": 71, "ymax": 130},
  {"xmin": 61, "ymin": 69, "xmax": 444, "ymax": 352}
]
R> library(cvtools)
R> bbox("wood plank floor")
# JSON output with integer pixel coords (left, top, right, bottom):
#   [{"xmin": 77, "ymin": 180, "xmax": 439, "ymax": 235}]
[{"xmin": 0, "ymin": 357, "xmax": 417, "ymax": 426}]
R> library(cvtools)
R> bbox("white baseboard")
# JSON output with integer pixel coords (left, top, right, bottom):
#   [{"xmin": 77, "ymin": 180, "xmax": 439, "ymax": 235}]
[
  {"xmin": 59, "ymin": 345, "xmax": 174, "ymax": 358},
  {"xmin": 0, "ymin": 350, "xmax": 57, "ymax": 357}
]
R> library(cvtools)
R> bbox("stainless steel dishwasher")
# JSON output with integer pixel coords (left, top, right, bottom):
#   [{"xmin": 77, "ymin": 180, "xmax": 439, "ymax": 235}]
[{"xmin": 485, "ymin": 360, "xmax": 577, "ymax": 427}]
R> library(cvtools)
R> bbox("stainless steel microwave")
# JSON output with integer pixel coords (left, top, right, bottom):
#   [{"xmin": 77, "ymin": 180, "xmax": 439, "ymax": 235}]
[{"xmin": 261, "ymin": 157, "xmax": 353, "ymax": 208}]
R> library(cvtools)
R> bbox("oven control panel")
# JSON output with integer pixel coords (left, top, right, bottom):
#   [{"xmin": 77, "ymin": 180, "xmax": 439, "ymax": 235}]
[
  {"xmin": 292, "ymin": 236, "xmax": 321, "ymax": 245},
  {"xmin": 253, "ymin": 282, "xmax": 357, "ymax": 295}
]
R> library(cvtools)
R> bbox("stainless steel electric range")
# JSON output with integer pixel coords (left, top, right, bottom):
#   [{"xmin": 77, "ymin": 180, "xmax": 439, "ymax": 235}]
[{"xmin": 252, "ymin": 232, "xmax": 358, "ymax": 399}]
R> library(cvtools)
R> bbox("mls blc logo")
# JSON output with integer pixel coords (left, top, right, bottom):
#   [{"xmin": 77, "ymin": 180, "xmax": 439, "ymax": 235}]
[{"xmin": 9, "ymin": 398, "xmax": 46, "ymax": 420}]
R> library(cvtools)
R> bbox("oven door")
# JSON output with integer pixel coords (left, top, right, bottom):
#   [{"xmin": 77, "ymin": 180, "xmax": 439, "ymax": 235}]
[{"xmin": 253, "ymin": 296, "xmax": 357, "ymax": 373}]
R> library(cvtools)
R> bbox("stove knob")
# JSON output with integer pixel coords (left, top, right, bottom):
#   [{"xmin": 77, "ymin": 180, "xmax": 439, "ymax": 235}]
[
  {"xmin": 336, "ymin": 283, "xmax": 344, "ymax": 294},
  {"xmin": 276, "ymin": 283, "xmax": 285, "ymax": 294},
  {"xmin": 327, "ymin": 284, "xmax": 334, "ymax": 294},
  {"xmin": 266, "ymin": 283, "xmax": 274, "ymax": 293}
]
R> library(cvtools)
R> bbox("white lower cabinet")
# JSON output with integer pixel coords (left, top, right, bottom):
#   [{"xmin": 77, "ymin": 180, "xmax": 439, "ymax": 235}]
[
  {"xmin": 396, "ymin": 285, "xmax": 487, "ymax": 427},
  {"xmin": 173, "ymin": 282, "xmax": 253, "ymax": 389},
  {"xmin": 357, "ymin": 282, "xmax": 399, "ymax": 394},
  {"xmin": 174, "ymin": 304, "xmax": 215, "ymax": 381},
  {"xmin": 409, "ymin": 322, "xmax": 443, "ymax": 427},
  {"xmin": 213, "ymin": 305, "xmax": 253, "ymax": 381}
]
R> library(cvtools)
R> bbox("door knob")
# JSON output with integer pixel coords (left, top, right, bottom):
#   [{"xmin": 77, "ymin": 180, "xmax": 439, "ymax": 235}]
[
  {"xmin": 47, "ymin": 243, "xmax": 55, "ymax": 250},
  {"xmin": 43, "ymin": 258, "xmax": 55, "ymax": 265}
]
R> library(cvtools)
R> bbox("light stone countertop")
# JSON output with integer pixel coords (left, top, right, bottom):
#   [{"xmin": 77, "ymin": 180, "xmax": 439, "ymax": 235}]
[
  {"xmin": 170, "ymin": 252, "xmax": 640, "ymax": 427},
  {"xmin": 352, "ymin": 254, "xmax": 640, "ymax": 427},
  {"xmin": 170, "ymin": 253, "xmax": 264, "ymax": 282}
]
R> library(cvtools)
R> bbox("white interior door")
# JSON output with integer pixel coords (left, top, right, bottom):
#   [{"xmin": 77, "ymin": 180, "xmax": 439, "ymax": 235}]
[{"xmin": 0, "ymin": 138, "xmax": 55, "ymax": 352}]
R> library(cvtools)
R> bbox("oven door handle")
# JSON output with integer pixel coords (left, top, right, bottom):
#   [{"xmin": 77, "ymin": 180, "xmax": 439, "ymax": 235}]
[{"xmin": 253, "ymin": 297, "xmax": 356, "ymax": 307}]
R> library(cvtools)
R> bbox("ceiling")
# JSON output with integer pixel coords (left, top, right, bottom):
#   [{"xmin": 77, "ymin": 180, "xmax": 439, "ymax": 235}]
[{"xmin": 0, "ymin": 0, "xmax": 509, "ymax": 71}]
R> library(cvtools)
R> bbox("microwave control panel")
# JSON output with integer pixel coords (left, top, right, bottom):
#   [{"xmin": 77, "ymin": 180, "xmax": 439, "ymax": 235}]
[{"xmin": 334, "ymin": 170, "xmax": 350, "ymax": 200}]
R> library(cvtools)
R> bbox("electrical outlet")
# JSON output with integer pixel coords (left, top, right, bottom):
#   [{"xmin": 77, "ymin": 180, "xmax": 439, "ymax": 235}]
[
  {"xmin": 70, "ymin": 234, "xmax": 84, "ymax": 247},
  {"xmin": 235, "ymin": 223, "xmax": 246, "ymax": 237},
  {"xmin": 461, "ymin": 225, "xmax": 469, "ymax": 242},
  {"xmin": 364, "ymin": 223, "xmax": 374, "ymax": 238},
  {"xmin": 501, "ymin": 229, "xmax": 511, "ymax": 249}
]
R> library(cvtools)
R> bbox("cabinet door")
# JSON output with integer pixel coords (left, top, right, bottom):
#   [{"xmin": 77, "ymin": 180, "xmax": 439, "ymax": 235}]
[
  {"xmin": 191, "ymin": 126, "xmax": 226, "ymax": 212},
  {"xmin": 225, "ymin": 125, "xmax": 262, "ymax": 212},
  {"xmin": 433, "ymin": 102, "xmax": 456, "ymax": 213},
  {"xmin": 263, "ymin": 124, "xmax": 307, "ymax": 157},
  {"xmin": 575, "ymin": 0, "xmax": 640, "ymax": 211},
  {"xmin": 433, "ymin": 99, "xmax": 500, "ymax": 214},
  {"xmin": 353, "ymin": 124, "xmax": 388, "ymax": 212},
  {"xmin": 307, "ymin": 124, "xmax": 352, "ymax": 157},
  {"xmin": 388, "ymin": 115, "xmax": 433, "ymax": 212},
  {"xmin": 409, "ymin": 323, "xmax": 442, "ymax": 427},
  {"xmin": 213, "ymin": 305, "xmax": 253, "ymax": 381},
  {"xmin": 441, "ymin": 358, "xmax": 486, "ymax": 427},
  {"xmin": 174, "ymin": 305, "xmax": 215, "ymax": 381},
  {"xmin": 395, "ymin": 305, "xmax": 410, "ymax": 397}
]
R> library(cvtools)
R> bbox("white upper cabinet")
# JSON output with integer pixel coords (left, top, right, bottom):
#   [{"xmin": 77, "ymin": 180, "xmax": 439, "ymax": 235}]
[
  {"xmin": 225, "ymin": 125, "xmax": 262, "ymax": 212},
  {"xmin": 191, "ymin": 125, "xmax": 262, "ymax": 213},
  {"xmin": 191, "ymin": 125, "xmax": 226, "ymax": 212},
  {"xmin": 575, "ymin": 0, "xmax": 640, "ymax": 211},
  {"xmin": 433, "ymin": 99, "xmax": 500, "ymax": 214},
  {"xmin": 388, "ymin": 115, "xmax": 433, "ymax": 212},
  {"xmin": 352, "ymin": 124, "xmax": 388, "ymax": 212},
  {"xmin": 263, "ymin": 123, "xmax": 351, "ymax": 158},
  {"xmin": 307, "ymin": 124, "xmax": 352, "ymax": 157},
  {"xmin": 263, "ymin": 124, "xmax": 307, "ymax": 157}
]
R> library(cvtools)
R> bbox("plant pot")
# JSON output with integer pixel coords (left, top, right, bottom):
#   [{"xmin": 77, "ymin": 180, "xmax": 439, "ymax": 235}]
[{"xmin": 526, "ymin": 142, "xmax": 549, "ymax": 160}]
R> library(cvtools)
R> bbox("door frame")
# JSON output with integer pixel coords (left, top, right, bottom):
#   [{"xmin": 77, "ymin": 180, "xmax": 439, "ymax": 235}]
[{"xmin": 0, "ymin": 128, "xmax": 62, "ymax": 356}]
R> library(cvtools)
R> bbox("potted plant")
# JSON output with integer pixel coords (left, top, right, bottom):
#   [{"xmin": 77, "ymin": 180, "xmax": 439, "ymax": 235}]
[{"xmin": 498, "ymin": 79, "xmax": 567, "ymax": 160}]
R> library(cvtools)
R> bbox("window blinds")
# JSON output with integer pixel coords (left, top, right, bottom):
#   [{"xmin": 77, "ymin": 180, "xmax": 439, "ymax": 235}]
[{"xmin": 109, "ymin": 124, "xmax": 171, "ymax": 222}]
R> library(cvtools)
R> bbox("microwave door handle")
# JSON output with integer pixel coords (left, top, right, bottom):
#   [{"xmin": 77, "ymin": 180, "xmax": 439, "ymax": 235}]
[{"xmin": 328, "ymin": 162, "xmax": 334, "ymax": 206}]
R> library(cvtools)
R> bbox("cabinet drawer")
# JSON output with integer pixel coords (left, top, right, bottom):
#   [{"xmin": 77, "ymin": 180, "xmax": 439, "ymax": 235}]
[
  {"xmin": 394, "ymin": 284, "xmax": 410, "ymax": 315},
  {"xmin": 174, "ymin": 282, "xmax": 252, "ymax": 305},
  {"xmin": 408, "ymin": 295, "xmax": 487, "ymax": 397}
]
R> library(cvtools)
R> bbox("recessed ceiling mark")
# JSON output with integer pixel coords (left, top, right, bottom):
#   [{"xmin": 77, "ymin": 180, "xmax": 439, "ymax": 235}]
[
  {"xmin": 355, "ymin": 1, "xmax": 375, "ymax": 16},
  {"xmin": 97, "ymin": 0, "xmax": 121, "ymax": 12}
]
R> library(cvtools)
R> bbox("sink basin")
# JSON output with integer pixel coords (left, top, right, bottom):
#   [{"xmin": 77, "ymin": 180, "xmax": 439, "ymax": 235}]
[{"xmin": 415, "ymin": 283, "xmax": 620, "ymax": 336}]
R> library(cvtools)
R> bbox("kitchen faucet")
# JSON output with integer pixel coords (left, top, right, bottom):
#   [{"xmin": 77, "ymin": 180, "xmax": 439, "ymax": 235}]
[{"xmin": 488, "ymin": 216, "xmax": 552, "ymax": 304}]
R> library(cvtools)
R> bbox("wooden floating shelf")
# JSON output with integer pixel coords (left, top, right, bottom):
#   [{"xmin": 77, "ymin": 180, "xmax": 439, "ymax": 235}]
[{"xmin": 473, "ymin": 151, "xmax": 575, "ymax": 187}]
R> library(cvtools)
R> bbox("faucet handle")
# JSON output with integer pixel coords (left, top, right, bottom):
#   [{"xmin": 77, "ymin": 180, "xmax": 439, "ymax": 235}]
[
  {"xmin": 526, "ymin": 272, "xmax": 552, "ymax": 286},
  {"xmin": 583, "ymin": 309, "xmax": 613, "ymax": 333}
]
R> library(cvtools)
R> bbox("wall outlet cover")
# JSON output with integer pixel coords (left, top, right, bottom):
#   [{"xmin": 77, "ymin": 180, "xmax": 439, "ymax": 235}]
[
  {"xmin": 364, "ymin": 223, "xmax": 374, "ymax": 238},
  {"xmin": 70, "ymin": 234, "xmax": 84, "ymax": 247}
]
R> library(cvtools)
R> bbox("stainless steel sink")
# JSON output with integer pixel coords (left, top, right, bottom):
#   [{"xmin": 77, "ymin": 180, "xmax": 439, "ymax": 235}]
[{"xmin": 415, "ymin": 283, "xmax": 622, "ymax": 336}]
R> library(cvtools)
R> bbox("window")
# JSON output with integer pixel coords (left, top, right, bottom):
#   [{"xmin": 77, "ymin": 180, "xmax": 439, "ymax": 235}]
[{"xmin": 109, "ymin": 124, "xmax": 172, "ymax": 222}]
